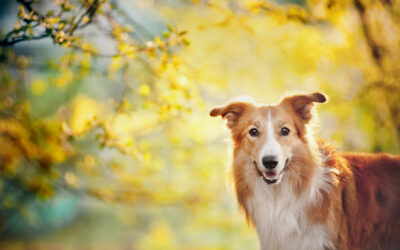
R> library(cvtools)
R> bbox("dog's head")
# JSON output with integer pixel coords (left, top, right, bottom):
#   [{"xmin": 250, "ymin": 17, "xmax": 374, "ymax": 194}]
[{"xmin": 210, "ymin": 92, "xmax": 327, "ymax": 185}]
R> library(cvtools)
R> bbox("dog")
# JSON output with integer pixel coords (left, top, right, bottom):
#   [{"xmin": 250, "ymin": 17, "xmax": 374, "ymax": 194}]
[{"xmin": 210, "ymin": 92, "xmax": 400, "ymax": 250}]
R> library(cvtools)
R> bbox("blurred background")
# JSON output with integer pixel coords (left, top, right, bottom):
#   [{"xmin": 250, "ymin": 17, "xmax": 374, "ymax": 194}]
[{"xmin": 1, "ymin": 0, "xmax": 400, "ymax": 249}]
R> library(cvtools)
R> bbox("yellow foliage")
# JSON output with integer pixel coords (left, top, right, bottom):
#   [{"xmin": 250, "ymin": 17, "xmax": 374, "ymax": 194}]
[
  {"xmin": 138, "ymin": 84, "xmax": 151, "ymax": 97},
  {"xmin": 81, "ymin": 43, "xmax": 98, "ymax": 57},
  {"xmin": 70, "ymin": 95, "xmax": 104, "ymax": 134},
  {"xmin": 55, "ymin": 69, "xmax": 73, "ymax": 87},
  {"xmin": 84, "ymin": 155, "xmax": 96, "ymax": 168},
  {"xmin": 110, "ymin": 111, "xmax": 159, "ymax": 137},
  {"xmin": 31, "ymin": 79, "xmax": 47, "ymax": 96},
  {"xmin": 138, "ymin": 222, "xmax": 177, "ymax": 250},
  {"xmin": 45, "ymin": 17, "xmax": 60, "ymax": 25},
  {"xmin": 117, "ymin": 43, "xmax": 136, "ymax": 58},
  {"xmin": 64, "ymin": 171, "xmax": 78, "ymax": 187},
  {"xmin": 108, "ymin": 56, "xmax": 124, "ymax": 77}
]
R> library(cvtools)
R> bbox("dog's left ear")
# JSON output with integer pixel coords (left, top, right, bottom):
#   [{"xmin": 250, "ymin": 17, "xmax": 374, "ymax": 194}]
[{"xmin": 283, "ymin": 92, "xmax": 327, "ymax": 122}]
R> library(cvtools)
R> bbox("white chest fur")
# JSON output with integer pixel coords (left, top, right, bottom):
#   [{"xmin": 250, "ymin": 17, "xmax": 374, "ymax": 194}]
[{"xmin": 245, "ymin": 169, "xmax": 333, "ymax": 250}]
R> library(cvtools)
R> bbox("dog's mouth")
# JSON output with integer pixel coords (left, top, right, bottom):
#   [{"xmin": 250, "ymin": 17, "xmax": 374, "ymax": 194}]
[{"xmin": 254, "ymin": 158, "xmax": 289, "ymax": 185}]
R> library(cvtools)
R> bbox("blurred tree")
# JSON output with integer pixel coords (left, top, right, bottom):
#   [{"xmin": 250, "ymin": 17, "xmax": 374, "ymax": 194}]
[
  {"xmin": 1, "ymin": 0, "xmax": 400, "ymax": 248},
  {"xmin": 0, "ymin": 0, "xmax": 199, "ymax": 237}
]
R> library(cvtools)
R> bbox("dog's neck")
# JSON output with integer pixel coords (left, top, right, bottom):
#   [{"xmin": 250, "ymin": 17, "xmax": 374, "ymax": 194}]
[{"xmin": 239, "ymin": 156, "xmax": 334, "ymax": 250}]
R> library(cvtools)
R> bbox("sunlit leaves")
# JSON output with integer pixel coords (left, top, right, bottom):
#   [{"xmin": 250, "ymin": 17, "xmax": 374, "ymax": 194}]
[
  {"xmin": 45, "ymin": 17, "xmax": 61, "ymax": 26},
  {"xmin": 70, "ymin": 95, "xmax": 103, "ymax": 135},
  {"xmin": 64, "ymin": 171, "xmax": 78, "ymax": 187},
  {"xmin": 60, "ymin": 0, "xmax": 73, "ymax": 12},
  {"xmin": 31, "ymin": 79, "xmax": 47, "ymax": 96},
  {"xmin": 106, "ymin": 56, "xmax": 121, "ymax": 75},
  {"xmin": 138, "ymin": 84, "xmax": 151, "ymax": 97},
  {"xmin": 138, "ymin": 222, "xmax": 177, "ymax": 249},
  {"xmin": 117, "ymin": 43, "xmax": 136, "ymax": 58}
]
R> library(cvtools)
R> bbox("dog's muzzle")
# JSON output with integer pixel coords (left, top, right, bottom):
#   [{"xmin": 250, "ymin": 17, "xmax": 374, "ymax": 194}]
[{"xmin": 254, "ymin": 158, "xmax": 290, "ymax": 184}]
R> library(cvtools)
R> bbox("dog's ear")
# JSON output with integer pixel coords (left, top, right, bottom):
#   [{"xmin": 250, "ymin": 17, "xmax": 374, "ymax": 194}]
[
  {"xmin": 210, "ymin": 102, "xmax": 250, "ymax": 128},
  {"xmin": 283, "ymin": 92, "xmax": 327, "ymax": 122}
]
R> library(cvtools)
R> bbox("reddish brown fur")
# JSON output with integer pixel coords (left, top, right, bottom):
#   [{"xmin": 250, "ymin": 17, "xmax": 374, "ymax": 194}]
[{"xmin": 211, "ymin": 93, "xmax": 400, "ymax": 250}]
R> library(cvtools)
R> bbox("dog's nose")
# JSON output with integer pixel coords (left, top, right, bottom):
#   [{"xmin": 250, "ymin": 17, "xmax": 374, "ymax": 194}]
[{"xmin": 262, "ymin": 156, "xmax": 278, "ymax": 169}]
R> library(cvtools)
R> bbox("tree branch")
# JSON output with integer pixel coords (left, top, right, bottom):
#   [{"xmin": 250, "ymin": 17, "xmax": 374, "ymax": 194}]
[
  {"xmin": 16, "ymin": 0, "xmax": 34, "ymax": 12},
  {"xmin": 0, "ymin": 0, "xmax": 100, "ymax": 47},
  {"xmin": 68, "ymin": 0, "xmax": 99, "ymax": 35},
  {"xmin": 354, "ymin": 0, "xmax": 384, "ymax": 67},
  {"xmin": 0, "ymin": 32, "xmax": 49, "ymax": 46}
]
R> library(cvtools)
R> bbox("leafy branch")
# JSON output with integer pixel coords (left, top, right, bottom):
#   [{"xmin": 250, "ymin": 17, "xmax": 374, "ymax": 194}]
[{"xmin": 0, "ymin": 0, "xmax": 99, "ymax": 47}]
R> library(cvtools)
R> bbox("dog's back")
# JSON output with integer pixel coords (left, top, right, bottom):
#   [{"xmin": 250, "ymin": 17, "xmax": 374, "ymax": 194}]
[{"xmin": 340, "ymin": 152, "xmax": 400, "ymax": 250}]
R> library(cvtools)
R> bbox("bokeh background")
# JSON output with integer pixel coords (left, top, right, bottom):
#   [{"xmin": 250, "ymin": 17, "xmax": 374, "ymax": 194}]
[{"xmin": 1, "ymin": 0, "xmax": 400, "ymax": 249}]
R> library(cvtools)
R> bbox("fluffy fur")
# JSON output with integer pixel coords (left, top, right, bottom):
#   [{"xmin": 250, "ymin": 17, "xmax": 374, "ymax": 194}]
[{"xmin": 210, "ymin": 92, "xmax": 400, "ymax": 250}]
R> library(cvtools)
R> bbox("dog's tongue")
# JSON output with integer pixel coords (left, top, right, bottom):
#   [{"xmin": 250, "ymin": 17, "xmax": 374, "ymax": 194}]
[{"xmin": 265, "ymin": 172, "xmax": 277, "ymax": 178}]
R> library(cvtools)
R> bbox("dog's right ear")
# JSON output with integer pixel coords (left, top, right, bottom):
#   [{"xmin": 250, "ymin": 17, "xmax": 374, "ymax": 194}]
[{"xmin": 210, "ymin": 102, "xmax": 250, "ymax": 128}]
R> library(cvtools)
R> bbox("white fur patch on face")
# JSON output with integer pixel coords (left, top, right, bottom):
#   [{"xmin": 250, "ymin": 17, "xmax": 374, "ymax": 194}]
[{"xmin": 258, "ymin": 110, "xmax": 285, "ymax": 173}]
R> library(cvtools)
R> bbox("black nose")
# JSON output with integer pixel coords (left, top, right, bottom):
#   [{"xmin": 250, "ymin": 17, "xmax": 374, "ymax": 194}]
[{"xmin": 262, "ymin": 156, "xmax": 278, "ymax": 169}]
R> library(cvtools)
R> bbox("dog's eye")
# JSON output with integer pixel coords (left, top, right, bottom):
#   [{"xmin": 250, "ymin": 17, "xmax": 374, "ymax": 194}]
[
  {"xmin": 249, "ymin": 128, "xmax": 259, "ymax": 137},
  {"xmin": 280, "ymin": 127, "xmax": 290, "ymax": 136}
]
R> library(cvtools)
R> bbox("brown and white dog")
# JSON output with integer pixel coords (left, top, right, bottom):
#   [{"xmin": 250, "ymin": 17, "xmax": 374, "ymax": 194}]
[{"xmin": 210, "ymin": 92, "xmax": 400, "ymax": 250}]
